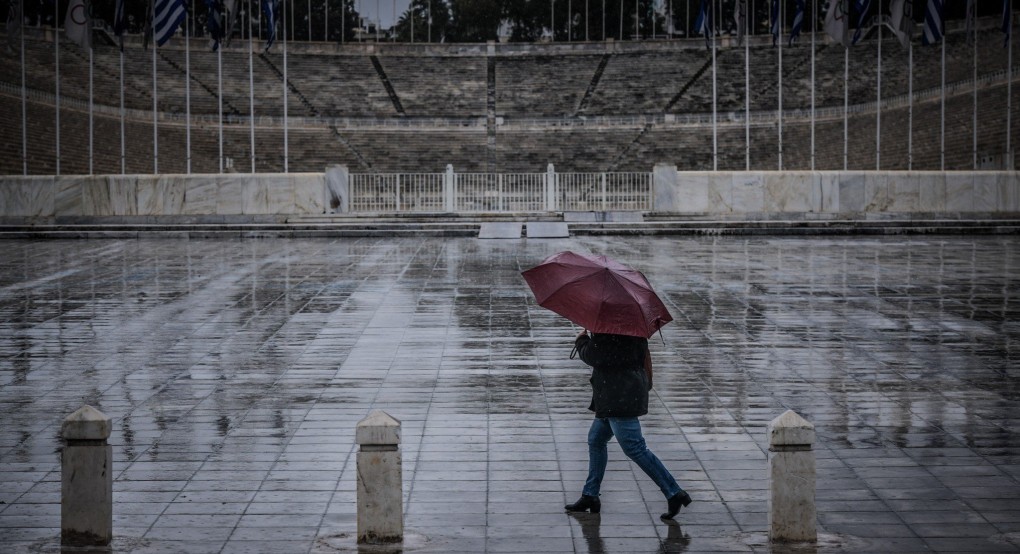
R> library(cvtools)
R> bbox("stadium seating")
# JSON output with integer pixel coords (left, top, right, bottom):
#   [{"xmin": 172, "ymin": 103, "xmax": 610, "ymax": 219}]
[{"xmin": 0, "ymin": 21, "xmax": 1016, "ymax": 175}]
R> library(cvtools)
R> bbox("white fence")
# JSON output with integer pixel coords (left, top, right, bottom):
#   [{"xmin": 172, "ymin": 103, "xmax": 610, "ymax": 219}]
[{"xmin": 349, "ymin": 166, "xmax": 652, "ymax": 213}]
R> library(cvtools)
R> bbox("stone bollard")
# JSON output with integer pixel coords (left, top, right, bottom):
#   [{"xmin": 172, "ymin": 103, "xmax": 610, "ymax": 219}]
[
  {"xmin": 356, "ymin": 410, "xmax": 403, "ymax": 544},
  {"xmin": 61, "ymin": 405, "xmax": 113, "ymax": 546},
  {"xmin": 767, "ymin": 410, "xmax": 817, "ymax": 543}
]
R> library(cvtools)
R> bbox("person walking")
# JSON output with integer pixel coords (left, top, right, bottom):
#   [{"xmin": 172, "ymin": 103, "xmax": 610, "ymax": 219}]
[{"xmin": 564, "ymin": 329, "xmax": 692, "ymax": 520}]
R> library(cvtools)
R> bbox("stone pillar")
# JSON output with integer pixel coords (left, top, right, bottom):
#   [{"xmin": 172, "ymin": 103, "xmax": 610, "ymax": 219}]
[
  {"xmin": 767, "ymin": 410, "xmax": 816, "ymax": 543},
  {"xmin": 325, "ymin": 165, "xmax": 349, "ymax": 213},
  {"xmin": 356, "ymin": 410, "xmax": 403, "ymax": 544},
  {"xmin": 545, "ymin": 163, "xmax": 556, "ymax": 211},
  {"xmin": 444, "ymin": 164, "xmax": 455, "ymax": 212},
  {"xmin": 61, "ymin": 405, "xmax": 113, "ymax": 547},
  {"xmin": 652, "ymin": 163, "xmax": 679, "ymax": 212}
]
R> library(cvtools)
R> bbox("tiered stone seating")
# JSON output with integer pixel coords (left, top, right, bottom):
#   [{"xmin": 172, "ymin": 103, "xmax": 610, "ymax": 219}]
[
  {"xmin": 492, "ymin": 128, "xmax": 639, "ymax": 172},
  {"xmin": 379, "ymin": 56, "xmax": 487, "ymax": 116},
  {"xmin": 1, "ymin": 20, "xmax": 1016, "ymax": 176},
  {"xmin": 342, "ymin": 130, "xmax": 488, "ymax": 172},
  {"xmin": 586, "ymin": 51, "xmax": 709, "ymax": 115},
  {"xmin": 275, "ymin": 53, "xmax": 394, "ymax": 117},
  {"xmin": 495, "ymin": 54, "xmax": 603, "ymax": 116}
]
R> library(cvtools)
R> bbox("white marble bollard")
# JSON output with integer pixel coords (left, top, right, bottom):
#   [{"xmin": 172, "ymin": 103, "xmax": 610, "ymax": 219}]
[
  {"xmin": 356, "ymin": 410, "xmax": 403, "ymax": 544},
  {"xmin": 767, "ymin": 410, "xmax": 817, "ymax": 543},
  {"xmin": 61, "ymin": 405, "xmax": 113, "ymax": 546}
]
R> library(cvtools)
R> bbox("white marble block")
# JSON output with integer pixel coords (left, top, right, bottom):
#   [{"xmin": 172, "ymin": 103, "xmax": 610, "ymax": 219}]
[
  {"xmin": 356, "ymin": 410, "xmax": 403, "ymax": 544},
  {"xmin": 61, "ymin": 405, "xmax": 112, "ymax": 547},
  {"xmin": 764, "ymin": 172, "xmax": 813, "ymax": 213},
  {"xmin": 676, "ymin": 171, "xmax": 712, "ymax": 213},
  {"xmin": 767, "ymin": 410, "xmax": 816, "ymax": 543},
  {"xmin": 945, "ymin": 173, "xmax": 975, "ymax": 212},
  {"xmin": 814, "ymin": 172, "xmax": 840, "ymax": 213},
  {"xmin": 652, "ymin": 164, "xmax": 679, "ymax": 212},
  {"xmin": 732, "ymin": 173, "xmax": 765, "ymax": 213},
  {"xmin": 888, "ymin": 173, "xmax": 920, "ymax": 212}
]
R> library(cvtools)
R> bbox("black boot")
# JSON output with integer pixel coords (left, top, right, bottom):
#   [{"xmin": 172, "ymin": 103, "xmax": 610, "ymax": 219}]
[
  {"xmin": 565, "ymin": 494, "xmax": 601, "ymax": 513},
  {"xmin": 660, "ymin": 490, "xmax": 692, "ymax": 520}
]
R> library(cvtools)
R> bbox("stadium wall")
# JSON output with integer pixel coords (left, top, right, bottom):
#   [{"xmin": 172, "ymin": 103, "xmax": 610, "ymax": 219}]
[{"xmin": 1, "ymin": 169, "xmax": 1017, "ymax": 221}]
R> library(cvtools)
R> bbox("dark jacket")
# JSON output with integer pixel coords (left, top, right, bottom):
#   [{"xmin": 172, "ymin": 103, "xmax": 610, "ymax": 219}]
[{"xmin": 575, "ymin": 333, "xmax": 650, "ymax": 418}]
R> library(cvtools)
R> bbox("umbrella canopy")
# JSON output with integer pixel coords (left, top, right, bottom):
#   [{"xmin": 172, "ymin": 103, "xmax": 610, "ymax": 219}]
[{"xmin": 521, "ymin": 251, "xmax": 673, "ymax": 339}]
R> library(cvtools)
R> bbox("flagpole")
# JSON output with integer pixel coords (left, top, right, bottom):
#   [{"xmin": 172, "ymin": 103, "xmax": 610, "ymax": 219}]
[
  {"xmin": 745, "ymin": 1, "xmax": 750, "ymax": 170},
  {"xmin": 55, "ymin": 0, "xmax": 60, "ymax": 175},
  {"xmin": 218, "ymin": 46, "xmax": 223, "ymax": 172},
  {"xmin": 153, "ymin": 0, "xmax": 159, "ymax": 174},
  {"xmin": 908, "ymin": 38, "xmax": 912, "ymax": 170},
  {"xmin": 843, "ymin": 47, "xmax": 848, "ymax": 170},
  {"xmin": 712, "ymin": 2, "xmax": 717, "ymax": 170},
  {"xmin": 284, "ymin": 0, "xmax": 289, "ymax": 172},
  {"xmin": 940, "ymin": 7, "xmax": 945, "ymax": 170},
  {"xmin": 778, "ymin": 0, "xmax": 783, "ymax": 171},
  {"xmin": 186, "ymin": 12, "xmax": 192, "ymax": 174},
  {"xmin": 973, "ymin": 13, "xmax": 978, "ymax": 169},
  {"xmin": 876, "ymin": 0, "xmax": 881, "ymax": 170},
  {"xmin": 811, "ymin": 0, "xmax": 816, "ymax": 171},
  {"xmin": 249, "ymin": 0, "xmax": 256, "ymax": 173},
  {"xmin": 89, "ymin": 39, "xmax": 93, "ymax": 174},
  {"xmin": 120, "ymin": 46, "xmax": 125, "ymax": 174},
  {"xmin": 1009, "ymin": 1, "xmax": 1014, "ymax": 167}
]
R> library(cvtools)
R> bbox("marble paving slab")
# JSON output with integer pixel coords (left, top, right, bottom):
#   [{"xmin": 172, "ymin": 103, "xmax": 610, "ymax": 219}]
[{"xmin": 478, "ymin": 222, "xmax": 522, "ymax": 239}]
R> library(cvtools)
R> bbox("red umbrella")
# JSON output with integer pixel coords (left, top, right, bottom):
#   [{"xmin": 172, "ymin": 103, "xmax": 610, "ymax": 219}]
[{"xmin": 521, "ymin": 251, "xmax": 673, "ymax": 338}]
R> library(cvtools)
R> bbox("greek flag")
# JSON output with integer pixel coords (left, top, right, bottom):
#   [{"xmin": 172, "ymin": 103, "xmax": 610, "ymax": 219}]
[
  {"xmin": 851, "ymin": 0, "xmax": 871, "ymax": 45},
  {"xmin": 6, "ymin": 0, "xmax": 21, "ymax": 54},
  {"xmin": 694, "ymin": 0, "xmax": 712, "ymax": 49},
  {"xmin": 206, "ymin": 0, "xmax": 224, "ymax": 51},
  {"xmin": 770, "ymin": 0, "xmax": 780, "ymax": 46},
  {"xmin": 922, "ymin": 0, "xmax": 943, "ymax": 45},
  {"xmin": 825, "ymin": 0, "xmax": 850, "ymax": 47},
  {"xmin": 735, "ymin": 0, "xmax": 746, "ymax": 46},
  {"xmin": 1004, "ymin": 0, "xmax": 1012, "ymax": 47},
  {"xmin": 153, "ymin": 0, "xmax": 187, "ymax": 47},
  {"xmin": 113, "ymin": 0, "xmax": 126, "ymax": 49},
  {"xmin": 262, "ymin": 0, "xmax": 280, "ymax": 51},
  {"xmin": 790, "ymin": 0, "xmax": 805, "ymax": 45},
  {"xmin": 965, "ymin": 0, "xmax": 975, "ymax": 45}
]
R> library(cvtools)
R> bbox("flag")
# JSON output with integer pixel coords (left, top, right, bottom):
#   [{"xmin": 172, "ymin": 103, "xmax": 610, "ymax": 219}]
[
  {"xmin": 262, "ymin": 0, "xmax": 280, "ymax": 51},
  {"xmin": 922, "ymin": 0, "xmax": 943, "ymax": 45},
  {"xmin": 6, "ymin": 0, "xmax": 21, "ymax": 54},
  {"xmin": 694, "ymin": 0, "xmax": 712, "ymax": 49},
  {"xmin": 965, "ymin": 0, "xmax": 975, "ymax": 44},
  {"xmin": 851, "ymin": 0, "xmax": 871, "ymax": 45},
  {"xmin": 825, "ymin": 0, "xmax": 850, "ymax": 46},
  {"xmin": 790, "ymin": 0, "xmax": 805, "ymax": 45},
  {"xmin": 143, "ymin": 0, "xmax": 153, "ymax": 49},
  {"xmin": 113, "ymin": 0, "xmax": 126, "ymax": 49},
  {"xmin": 65, "ymin": 0, "xmax": 91, "ymax": 48},
  {"xmin": 206, "ymin": 0, "xmax": 224, "ymax": 50},
  {"xmin": 153, "ymin": 0, "xmax": 187, "ymax": 46},
  {"xmin": 889, "ymin": 0, "xmax": 914, "ymax": 47},
  {"xmin": 222, "ymin": 0, "xmax": 237, "ymax": 46},
  {"xmin": 770, "ymin": 0, "xmax": 780, "ymax": 46},
  {"xmin": 735, "ymin": 0, "xmax": 746, "ymax": 46},
  {"xmin": 1003, "ymin": 0, "xmax": 1012, "ymax": 47}
]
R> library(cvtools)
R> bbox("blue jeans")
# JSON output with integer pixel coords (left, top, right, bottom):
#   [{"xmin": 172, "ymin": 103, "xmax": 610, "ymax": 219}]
[{"xmin": 582, "ymin": 417, "xmax": 683, "ymax": 499}]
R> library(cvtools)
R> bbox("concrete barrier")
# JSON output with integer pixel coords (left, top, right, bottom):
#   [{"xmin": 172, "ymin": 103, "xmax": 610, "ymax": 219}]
[
  {"xmin": 767, "ymin": 410, "xmax": 817, "ymax": 543},
  {"xmin": 356, "ymin": 410, "xmax": 403, "ymax": 544},
  {"xmin": 61, "ymin": 405, "xmax": 113, "ymax": 547}
]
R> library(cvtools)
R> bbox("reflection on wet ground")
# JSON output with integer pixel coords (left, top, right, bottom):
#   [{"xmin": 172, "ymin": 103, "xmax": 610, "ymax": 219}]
[{"xmin": 0, "ymin": 236, "xmax": 1018, "ymax": 553}]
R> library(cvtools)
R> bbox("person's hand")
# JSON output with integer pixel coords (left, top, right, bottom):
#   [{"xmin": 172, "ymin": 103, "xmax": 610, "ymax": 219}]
[{"xmin": 576, "ymin": 329, "xmax": 588, "ymax": 340}]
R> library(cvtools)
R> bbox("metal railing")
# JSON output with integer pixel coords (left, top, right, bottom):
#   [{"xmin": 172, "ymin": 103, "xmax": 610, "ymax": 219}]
[{"xmin": 348, "ymin": 167, "xmax": 652, "ymax": 213}]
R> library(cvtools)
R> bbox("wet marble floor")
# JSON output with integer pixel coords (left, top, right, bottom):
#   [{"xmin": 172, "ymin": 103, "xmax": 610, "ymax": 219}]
[{"xmin": 0, "ymin": 236, "xmax": 1018, "ymax": 553}]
